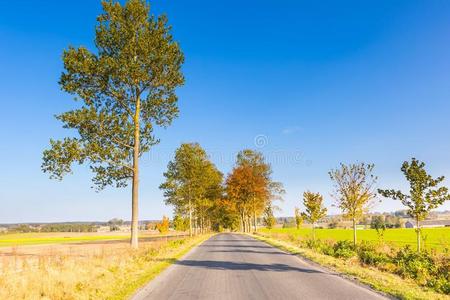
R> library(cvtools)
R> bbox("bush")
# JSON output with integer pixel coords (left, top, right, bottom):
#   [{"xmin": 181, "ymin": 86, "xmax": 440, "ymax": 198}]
[
  {"xmin": 357, "ymin": 241, "xmax": 389, "ymax": 266},
  {"xmin": 318, "ymin": 240, "xmax": 335, "ymax": 256},
  {"xmin": 394, "ymin": 246, "xmax": 437, "ymax": 285},
  {"xmin": 303, "ymin": 238, "xmax": 320, "ymax": 249},
  {"xmin": 333, "ymin": 240, "xmax": 356, "ymax": 258}
]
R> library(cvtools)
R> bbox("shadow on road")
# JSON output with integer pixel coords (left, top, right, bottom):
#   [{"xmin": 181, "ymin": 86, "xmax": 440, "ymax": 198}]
[
  {"xmin": 207, "ymin": 249, "xmax": 289, "ymax": 255},
  {"xmin": 199, "ymin": 244, "xmax": 273, "ymax": 249},
  {"xmin": 175, "ymin": 259, "xmax": 326, "ymax": 273}
]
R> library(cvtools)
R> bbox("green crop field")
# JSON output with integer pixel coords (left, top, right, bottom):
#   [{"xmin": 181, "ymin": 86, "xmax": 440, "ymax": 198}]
[
  {"xmin": 260, "ymin": 227, "xmax": 450, "ymax": 251},
  {"xmin": 0, "ymin": 232, "xmax": 180, "ymax": 247}
]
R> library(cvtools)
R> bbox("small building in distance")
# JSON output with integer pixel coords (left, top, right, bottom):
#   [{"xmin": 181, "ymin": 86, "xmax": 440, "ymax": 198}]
[{"xmin": 405, "ymin": 219, "xmax": 450, "ymax": 228}]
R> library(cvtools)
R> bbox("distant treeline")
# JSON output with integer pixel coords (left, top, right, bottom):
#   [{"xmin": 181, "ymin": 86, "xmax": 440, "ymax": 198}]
[
  {"xmin": 6, "ymin": 223, "xmax": 98, "ymax": 233},
  {"xmin": 39, "ymin": 224, "xmax": 97, "ymax": 232}
]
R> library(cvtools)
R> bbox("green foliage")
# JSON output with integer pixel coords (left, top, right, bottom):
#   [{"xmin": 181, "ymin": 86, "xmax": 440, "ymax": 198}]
[
  {"xmin": 160, "ymin": 143, "xmax": 223, "ymax": 233},
  {"xmin": 378, "ymin": 158, "xmax": 450, "ymax": 252},
  {"xmin": 329, "ymin": 162, "xmax": 378, "ymax": 246},
  {"xmin": 172, "ymin": 215, "xmax": 189, "ymax": 232},
  {"xmin": 333, "ymin": 240, "xmax": 356, "ymax": 258},
  {"xmin": 263, "ymin": 204, "xmax": 276, "ymax": 229},
  {"xmin": 394, "ymin": 246, "xmax": 441, "ymax": 287},
  {"xmin": 262, "ymin": 227, "xmax": 450, "ymax": 251},
  {"xmin": 262, "ymin": 228, "xmax": 450, "ymax": 295},
  {"xmin": 357, "ymin": 241, "xmax": 389, "ymax": 266},
  {"xmin": 40, "ymin": 223, "xmax": 97, "ymax": 233},
  {"xmin": 7, "ymin": 225, "xmax": 38, "ymax": 233},
  {"xmin": 370, "ymin": 216, "xmax": 386, "ymax": 230},
  {"xmin": 301, "ymin": 191, "xmax": 327, "ymax": 226},
  {"xmin": 329, "ymin": 163, "xmax": 378, "ymax": 222},
  {"xmin": 378, "ymin": 158, "xmax": 450, "ymax": 222},
  {"xmin": 370, "ymin": 215, "xmax": 386, "ymax": 240},
  {"xmin": 42, "ymin": 0, "xmax": 184, "ymax": 189}
]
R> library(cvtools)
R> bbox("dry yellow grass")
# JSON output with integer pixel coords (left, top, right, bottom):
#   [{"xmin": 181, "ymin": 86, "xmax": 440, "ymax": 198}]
[{"xmin": 0, "ymin": 234, "xmax": 211, "ymax": 300}]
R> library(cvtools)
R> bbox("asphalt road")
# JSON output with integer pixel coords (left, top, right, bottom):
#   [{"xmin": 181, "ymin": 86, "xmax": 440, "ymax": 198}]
[{"xmin": 133, "ymin": 233, "xmax": 387, "ymax": 300}]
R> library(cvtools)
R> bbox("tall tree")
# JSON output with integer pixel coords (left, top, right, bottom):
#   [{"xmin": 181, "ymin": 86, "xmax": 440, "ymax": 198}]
[
  {"xmin": 41, "ymin": 0, "xmax": 184, "ymax": 248},
  {"xmin": 378, "ymin": 158, "xmax": 450, "ymax": 252},
  {"xmin": 329, "ymin": 163, "xmax": 377, "ymax": 247},
  {"xmin": 301, "ymin": 191, "xmax": 327, "ymax": 241},
  {"xmin": 160, "ymin": 143, "xmax": 223, "ymax": 236},
  {"xmin": 226, "ymin": 149, "xmax": 284, "ymax": 232}
]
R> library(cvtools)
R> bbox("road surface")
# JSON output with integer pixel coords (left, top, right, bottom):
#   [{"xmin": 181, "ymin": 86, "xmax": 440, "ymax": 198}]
[{"xmin": 133, "ymin": 233, "xmax": 387, "ymax": 300}]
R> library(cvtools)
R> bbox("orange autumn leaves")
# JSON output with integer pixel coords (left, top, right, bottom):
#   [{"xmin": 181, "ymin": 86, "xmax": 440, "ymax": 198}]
[{"xmin": 226, "ymin": 150, "xmax": 284, "ymax": 232}]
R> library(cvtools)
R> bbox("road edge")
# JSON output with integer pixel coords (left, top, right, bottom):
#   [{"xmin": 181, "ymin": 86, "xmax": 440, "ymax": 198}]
[
  {"xmin": 129, "ymin": 234, "xmax": 214, "ymax": 300},
  {"xmin": 249, "ymin": 233, "xmax": 397, "ymax": 300}
]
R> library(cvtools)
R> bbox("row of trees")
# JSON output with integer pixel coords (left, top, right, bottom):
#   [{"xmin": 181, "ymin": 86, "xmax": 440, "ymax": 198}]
[
  {"xmin": 38, "ymin": 0, "xmax": 450, "ymax": 253},
  {"xmin": 295, "ymin": 159, "xmax": 450, "ymax": 252},
  {"xmin": 160, "ymin": 144, "xmax": 284, "ymax": 235}
]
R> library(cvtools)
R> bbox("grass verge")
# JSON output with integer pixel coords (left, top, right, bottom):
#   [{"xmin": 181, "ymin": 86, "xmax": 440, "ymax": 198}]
[
  {"xmin": 0, "ymin": 234, "xmax": 212, "ymax": 300},
  {"xmin": 252, "ymin": 233, "xmax": 450, "ymax": 300}
]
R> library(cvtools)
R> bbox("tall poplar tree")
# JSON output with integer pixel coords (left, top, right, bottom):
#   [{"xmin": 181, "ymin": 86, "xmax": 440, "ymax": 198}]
[
  {"xmin": 41, "ymin": 0, "xmax": 184, "ymax": 248},
  {"xmin": 160, "ymin": 143, "xmax": 223, "ymax": 236}
]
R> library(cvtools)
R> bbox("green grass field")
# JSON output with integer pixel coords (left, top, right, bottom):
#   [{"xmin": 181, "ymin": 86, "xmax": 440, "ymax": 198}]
[
  {"xmin": 260, "ymin": 227, "xmax": 450, "ymax": 251},
  {"xmin": 0, "ymin": 232, "xmax": 179, "ymax": 247}
]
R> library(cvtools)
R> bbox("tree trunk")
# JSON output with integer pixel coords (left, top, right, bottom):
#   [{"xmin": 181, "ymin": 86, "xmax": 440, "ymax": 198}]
[
  {"xmin": 352, "ymin": 217, "xmax": 357, "ymax": 248},
  {"xmin": 130, "ymin": 96, "xmax": 141, "ymax": 249},
  {"xmin": 201, "ymin": 217, "xmax": 204, "ymax": 234},
  {"xmin": 416, "ymin": 217, "xmax": 421, "ymax": 253},
  {"xmin": 312, "ymin": 223, "xmax": 315, "ymax": 241},
  {"xmin": 189, "ymin": 199, "xmax": 192, "ymax": 237},
  {"xmin": 253, "ymin": 211, "xmax": 257, "ymax": 232},
  {"xmin": 240, "ymin": 214, "xmax": 243, "ymax": 232}
]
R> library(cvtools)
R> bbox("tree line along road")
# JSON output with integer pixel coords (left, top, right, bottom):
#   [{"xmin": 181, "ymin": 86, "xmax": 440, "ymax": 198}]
[{"xmin": 133, "ymin": 233, "xmax": 387, "ymax": 300}]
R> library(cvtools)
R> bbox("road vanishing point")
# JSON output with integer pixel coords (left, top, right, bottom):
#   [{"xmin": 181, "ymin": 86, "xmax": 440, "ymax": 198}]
[{"xmin": 133, "ymin": 233, "xmax": 387, "ymax": 300}]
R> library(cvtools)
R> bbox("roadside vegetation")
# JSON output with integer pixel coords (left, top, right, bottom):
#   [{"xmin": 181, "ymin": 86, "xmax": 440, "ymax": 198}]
[
  {"xmin": 260, "ymin": 227, "xmax": 450, "ymax": 252},
  {"xmin": 254, "ymin": 233, "xmax": 450, "ymax": 300},
  {"xmin": 0, "ymin": 234, "xmax": 210, "ymax": 300},
  {"xmin": 257, "ymin": 158, "xmax": 450, "ymax": 298}
]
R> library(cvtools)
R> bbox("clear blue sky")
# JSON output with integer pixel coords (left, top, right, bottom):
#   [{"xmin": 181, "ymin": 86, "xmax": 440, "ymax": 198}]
[{"xmin": 1, "ymin": 0, "xmax": 450, "ymax": 223}]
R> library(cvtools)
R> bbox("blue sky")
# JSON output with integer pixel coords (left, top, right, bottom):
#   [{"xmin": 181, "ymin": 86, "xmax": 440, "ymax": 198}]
[{"xmin": 1, "ymin": 0, "xmax": 450, "ymax": 223}]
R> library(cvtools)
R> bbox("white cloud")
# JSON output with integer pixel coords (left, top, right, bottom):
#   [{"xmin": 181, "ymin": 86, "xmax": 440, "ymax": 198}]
[{"xmin": 281, "ymin": 126, "xmax": 302, "ymax": 135}]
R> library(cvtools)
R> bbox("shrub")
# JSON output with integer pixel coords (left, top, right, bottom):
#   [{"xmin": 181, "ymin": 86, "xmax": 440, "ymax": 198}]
[
  {"xmin": 318, "ymin": 240, "xmax": 335, "ymax": 256},
  {"xmin": 357, "ymin": 241, "xmax": 389, "ymax": 266},
  {"xmin": 333, "ymin": 240, "xmax": 356, "ymax": 259},
  {"xmin": 304, "ymin": 238, "xmax": 320, "ymax": 250},
  {"xmin": 394, "ymin": 246, "xmax": 437, "ymax": 285}
]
